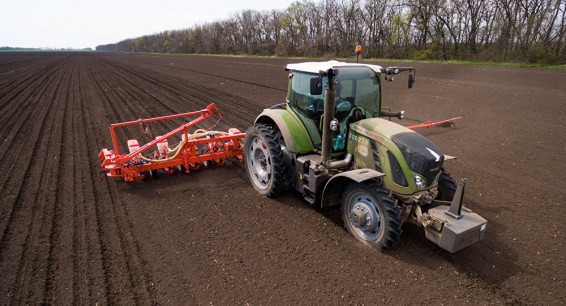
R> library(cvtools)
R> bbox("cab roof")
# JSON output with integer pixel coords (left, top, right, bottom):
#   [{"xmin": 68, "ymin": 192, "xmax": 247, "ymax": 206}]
[{"xmin": 285, "ymin": 60, "xmax": 383, "ymax": 74}]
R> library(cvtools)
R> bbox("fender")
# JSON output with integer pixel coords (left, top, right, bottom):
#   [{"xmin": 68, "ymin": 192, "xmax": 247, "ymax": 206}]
[
  {"xmin": 320, "ymin": 169, "xmax": 385, "ymax": 208},
  {"xmin": 254, "ymin": 108, "xmax": 315, "ymax": 154}
]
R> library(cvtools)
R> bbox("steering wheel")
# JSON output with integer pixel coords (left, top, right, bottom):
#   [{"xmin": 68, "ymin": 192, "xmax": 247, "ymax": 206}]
[{"xmin": 335, "ymin": 100, "xmax": 352, "ymax": 121}]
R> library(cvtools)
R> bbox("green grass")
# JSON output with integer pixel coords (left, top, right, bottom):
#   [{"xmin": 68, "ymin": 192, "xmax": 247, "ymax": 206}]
[
  {"xmin": 415, "ymin": 59, "xmax": 566, "ymax": 69},
  {"xmin": 4, "ymin": 48, "xmax": 562, "ymax": 69},
  {"xmin": 0, "ymin": 49, "xmax": 95, "ymax": 53},
  {"xmin": 132, "ymin": 52, "xmax": 566, "ymax": 69},
  {"xmin": 355, "ymin": 57, "xmax": 566, "ymax": 69}
]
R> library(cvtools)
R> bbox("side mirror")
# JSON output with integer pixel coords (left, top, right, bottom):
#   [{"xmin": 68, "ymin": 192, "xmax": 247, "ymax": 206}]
[
  {"xmin": 310, "ymin": 77, "xmax": 322, "ymax": 95},
  {"xmin": 381, "ymin": 110, "xmax": 405, "ymax": 119},
  {"xmin": 408, "ymin": 73, "xmax": 415, "ymax": 89}
]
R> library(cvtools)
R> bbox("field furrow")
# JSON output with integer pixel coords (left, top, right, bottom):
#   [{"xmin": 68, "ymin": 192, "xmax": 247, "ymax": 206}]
[
  {"xmin": 4, "ymin": 58, "xmax": 74, "ymax": 305},
  {"xmin": 0, "ymin": 58, "xmax": 71, "ymax": 249},
  {"xmin": 80, "ymin": 56, "xmax": 158, "ymax": 304}
]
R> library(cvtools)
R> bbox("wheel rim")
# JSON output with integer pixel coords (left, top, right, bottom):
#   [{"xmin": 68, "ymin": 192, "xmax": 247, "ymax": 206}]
[
  {"xmin": 347, "ymin": 192, "xmax": 382, "ymax": 241},
  {"xmin": 247, "ymin": 135, "xmax": 271, "ymax": 190}
]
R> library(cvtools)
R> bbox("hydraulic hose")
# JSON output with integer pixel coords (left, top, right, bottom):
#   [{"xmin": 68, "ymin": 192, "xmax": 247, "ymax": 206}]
[{"xmin": 138, "ymin": 129, "xmax": 230, "ymax": 163}]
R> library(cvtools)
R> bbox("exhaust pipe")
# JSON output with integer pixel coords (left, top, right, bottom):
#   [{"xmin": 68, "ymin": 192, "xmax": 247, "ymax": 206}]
[
  {"xmin": 321, "ymin": 68, "xmax": 336, "ymax": 165},
  {"xmin": 325, "ymin": 153, "xmax": 352, "ymax": 169}
]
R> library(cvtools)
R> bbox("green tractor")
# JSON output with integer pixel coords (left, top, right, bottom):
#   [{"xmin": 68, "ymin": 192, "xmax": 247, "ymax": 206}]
[{"xmin": 243, "ymin": 61, "xmax": 486, "ymax": 252}]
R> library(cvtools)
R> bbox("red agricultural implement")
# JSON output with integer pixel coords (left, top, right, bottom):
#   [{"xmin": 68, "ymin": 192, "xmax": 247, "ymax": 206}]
[
  {"xmin": 98, "ymin": 103, "xmax": 244, "ymax": 181},
  {"xmin": 407, "ymin": 116, "xmax": 462, "ymax": 129}
]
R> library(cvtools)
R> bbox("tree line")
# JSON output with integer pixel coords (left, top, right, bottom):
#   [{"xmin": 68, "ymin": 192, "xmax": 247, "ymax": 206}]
[{"xmin": 96, "ymin": 0, "xmax": 566, "ymax": 64}]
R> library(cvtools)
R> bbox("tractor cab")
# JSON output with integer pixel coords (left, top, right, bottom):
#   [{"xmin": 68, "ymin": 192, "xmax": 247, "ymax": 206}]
[{"xmin": 285, "ymin": 61, "xmax": 383, "ymax": 151}]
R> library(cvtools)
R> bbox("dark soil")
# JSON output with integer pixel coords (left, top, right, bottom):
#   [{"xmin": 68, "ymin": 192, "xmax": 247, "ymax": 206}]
[{"xmin": 0, "ymin": 52, "xmax": 564, "ymax": 304}]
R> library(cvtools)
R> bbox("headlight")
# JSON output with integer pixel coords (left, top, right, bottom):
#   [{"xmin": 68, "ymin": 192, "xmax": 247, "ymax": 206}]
[{"xmin": 413, "ymin": 173, "xmax": 426, "ymax": 188}]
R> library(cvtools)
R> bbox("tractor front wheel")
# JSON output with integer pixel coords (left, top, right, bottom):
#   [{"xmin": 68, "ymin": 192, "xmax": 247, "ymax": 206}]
[
  {"xmin": 341, "ymin": 182, "xmax": 403, "ymax": 250},
  {"xmin": 244, "ymin": 124, "xmax": 290, "ymax": 197},
  {"xmin": 437, "ymin": 169, "xmax": 457, "ymax": 201}
]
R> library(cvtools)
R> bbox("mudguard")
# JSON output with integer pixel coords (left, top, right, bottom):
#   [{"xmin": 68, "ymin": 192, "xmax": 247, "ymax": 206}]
[
  {"xmin": 320, "ymin": 169, "xmax": 385, "ymax": 208},
  {"xmin": 254, "ymin": 108, "xmax": 315, "ymax": 154}
]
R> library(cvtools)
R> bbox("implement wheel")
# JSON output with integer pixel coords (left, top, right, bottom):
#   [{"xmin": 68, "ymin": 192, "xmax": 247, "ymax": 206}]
[
  {"xmin": 341, "ymin": 182, "xmax": 403, "ymax": 250},
  {"xmin": 244, "ymin": 124, "xmax": 290, "ymax": 197}
]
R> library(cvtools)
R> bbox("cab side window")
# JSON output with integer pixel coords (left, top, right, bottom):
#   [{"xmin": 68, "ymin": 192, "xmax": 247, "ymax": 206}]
[
  {"xmin": 354, "ymin": 78, "xmax": 379, "ymax": 114},
  {"xmin": 289, "ymin": 72, "xmax": 324, "ymax": 118}
]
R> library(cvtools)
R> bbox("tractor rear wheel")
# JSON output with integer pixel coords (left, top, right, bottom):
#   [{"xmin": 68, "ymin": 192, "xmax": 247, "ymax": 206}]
[
  {"xmin": 341, "ymin": 182, "xmax": 403, "ymax": 250},
  {"xmin": 244, "ymin": 124, "xmax": 290, "ymax": 197},
  {"xmin": 437, "ymin": 169, "xmax": 457, "ymax": 201}
]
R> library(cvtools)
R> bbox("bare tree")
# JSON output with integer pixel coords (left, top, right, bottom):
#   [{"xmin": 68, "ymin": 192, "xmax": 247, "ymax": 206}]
[{"xmin": 95, "ymin": 0, "xmax": 565, "ymax": 64}]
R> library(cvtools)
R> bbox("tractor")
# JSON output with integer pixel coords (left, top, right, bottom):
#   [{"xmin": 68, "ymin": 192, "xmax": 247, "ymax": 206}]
[{"xmin": 243, "ymin": 60, "xmax": 487, "ymax": 252}]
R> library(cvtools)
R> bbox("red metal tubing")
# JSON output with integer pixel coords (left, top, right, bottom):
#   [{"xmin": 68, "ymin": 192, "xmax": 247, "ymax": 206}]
[
  {"xmin": 407, "ymin": 116, "xmax": 462, "ymax": 129},
  {"xmin": 100, "ymin": 103, "xmax": 245, "ymax": 181},
  {"xmin": 107, "ymin": 103, "xmax": 220, "ymax": 160},
  {"xmin": 117, "ymin": 111, "xmax": 215, "ymax": 163},
  {"xmin": 109, "ymin": 103, "xmax": 220, "ymax": 128}
]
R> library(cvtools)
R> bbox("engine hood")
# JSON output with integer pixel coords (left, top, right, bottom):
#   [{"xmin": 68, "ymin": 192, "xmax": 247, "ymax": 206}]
[
  {"xmin": 350, "ymin": 117, "xmax": 414, "ymax": 143},
  {"xmin": 350, "ymin": 118, "xmax": 444, "ymax": 187}
]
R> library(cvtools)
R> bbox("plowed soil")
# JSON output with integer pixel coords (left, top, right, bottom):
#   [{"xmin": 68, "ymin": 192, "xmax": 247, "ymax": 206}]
[{"xmin": 0, "ymin": 52, "xmax": 564, "ymax": 304}]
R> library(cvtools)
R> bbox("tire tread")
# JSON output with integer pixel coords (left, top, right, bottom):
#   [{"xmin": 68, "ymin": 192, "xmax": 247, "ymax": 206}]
[
  {"xmin": 244, "ymin": 124, "xmax": 290, "ymax": 197},
  {"xmin": 341, "ymin": 182, "xmax": 403, "ymax": 250}
]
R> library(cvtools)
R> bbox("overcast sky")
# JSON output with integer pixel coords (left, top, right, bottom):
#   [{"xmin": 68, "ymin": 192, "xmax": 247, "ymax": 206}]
[{"xmin": 0, "ymin": 0, "xmax": 297, "ymax": 49}]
